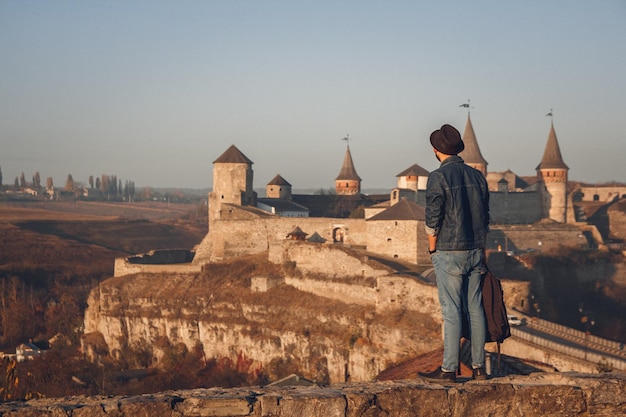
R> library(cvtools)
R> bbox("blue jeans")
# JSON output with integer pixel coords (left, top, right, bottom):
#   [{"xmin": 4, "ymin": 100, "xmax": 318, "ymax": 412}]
[{"xmin": 431, "ymin": 248, "xmax": 486, "ymax": 372}]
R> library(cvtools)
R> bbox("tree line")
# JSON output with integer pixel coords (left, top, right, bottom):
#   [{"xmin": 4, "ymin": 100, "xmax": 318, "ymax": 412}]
[{"xmin": 0, "ymin": 167, "xmax": 136, "ymax": 202}]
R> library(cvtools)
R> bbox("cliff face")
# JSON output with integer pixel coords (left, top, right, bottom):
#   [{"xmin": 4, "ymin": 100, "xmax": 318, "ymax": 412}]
[{"xmin": 83, "ymin": 254, "xmax": 441, "ymax": 384}]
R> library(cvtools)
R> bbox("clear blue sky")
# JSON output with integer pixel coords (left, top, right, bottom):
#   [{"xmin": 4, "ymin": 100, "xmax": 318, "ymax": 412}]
[{"xmin": 1, "ymin": 1, "xmax": 625, "ymax": 191}]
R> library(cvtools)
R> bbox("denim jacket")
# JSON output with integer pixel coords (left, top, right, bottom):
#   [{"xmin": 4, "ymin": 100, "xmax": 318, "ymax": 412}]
[{"xmin": 425, "ymin": 156, "xmax": 489, "ymax": 251}]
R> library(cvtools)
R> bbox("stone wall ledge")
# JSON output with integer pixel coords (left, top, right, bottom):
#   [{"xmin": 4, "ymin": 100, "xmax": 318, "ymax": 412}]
[{"xmin": 1, "ymin": 372, "xmax": 624, "ymax": 416}]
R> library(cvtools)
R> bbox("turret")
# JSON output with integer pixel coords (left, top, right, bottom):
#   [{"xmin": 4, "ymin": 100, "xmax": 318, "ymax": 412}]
[
  {"xmin": 208, "ymin": 145, "xmax": 257, "ymax": 228},
  {"xmin": 396, "ymin": 163, "xmax": 429, "ymax": 192},
  {"xmin": 335, "ymin": 145, "xmax": 362, "ymax": 195},
  {"xmin": 266, "ymin": 174, "xmax": 292, "ymax": 200},
  {"xmin": 536, "ymin": 122, "xmax": 569, "ymax": 222}
]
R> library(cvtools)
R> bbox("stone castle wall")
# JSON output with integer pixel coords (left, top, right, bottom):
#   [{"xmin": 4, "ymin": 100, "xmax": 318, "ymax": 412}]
[
  {"xmin": 269, "ymin": 241, "xmax": 392, "ymax": 278},
  {"xmin": 487, "ymin": 224, "xmax": 590, "ymax": 253},
  {"xmin": 366, "ymin": 219, "xmax": 431, "ymax": 265},
  {"xmin": 489, "ymin": 190, "xmax": 543, "ymax": 224},
  {"xmin": 118, "ymin": 210, "xmax": 597, "ymax": 278},
  {"xmin": 578, "ymin": 185, "xmax": 626, "ymax": 202},
  {"xmin": 114, "ymin": 258, "xmax": 202, "ymax": 277},
  {"xmin": 268, "ymin": 241, "xmax": 442, "ymax": 315},
  {"xmin": 193, "ymin": 205, "xmax": 368, "ymax": 264}
]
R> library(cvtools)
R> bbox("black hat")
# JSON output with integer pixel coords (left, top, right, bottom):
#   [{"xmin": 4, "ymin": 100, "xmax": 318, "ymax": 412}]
[{"xmin": 430, "ymin": 124, "xmax": 464, "ymax": 155}]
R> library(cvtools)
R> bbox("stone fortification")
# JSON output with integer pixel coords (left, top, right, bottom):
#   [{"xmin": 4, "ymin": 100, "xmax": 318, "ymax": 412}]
[
  {"xmin": 114, "ymin": 259, "xmax": 202, "ymax": 277},
  {"xmin": 579, "ymin": 185, "xmax": 626, "ymax": 202},
  {"xmin": 269, "ymin": 241, "xmax": 392, "ymax": 279},
  {"xmin": 366, "ymin": 216, "xmax": 431, "ymax": 265},
  {"xmin": 270, "ymin": 240, "xmax": 529, "ymax": 316},
  {"xmin": 193, "ymin": 199, "xmax": 597, "ymax": 271},
  {"xmin": 114, "ymin": 249, "xmax": 202, "ymax": 277},
  {"xmin": 193, "ymin": 204, "xmax": 368, "ymax": 264},
  {"xmin": 3, "ymin": 373, "xmax": 625, "ymax": 416}
]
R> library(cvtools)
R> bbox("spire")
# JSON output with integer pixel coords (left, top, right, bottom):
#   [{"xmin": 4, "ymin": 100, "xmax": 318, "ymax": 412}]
[
  {"xmin": 536, "ymin": 122, "xmax": 568, "ymax": 170},
  {"xmin": 335, "ymin": 145, "xmax": 362, "ymax": 181},
  {"xmin": 459, "ymin": 114, "xmax": 488, "ymax": 174}
]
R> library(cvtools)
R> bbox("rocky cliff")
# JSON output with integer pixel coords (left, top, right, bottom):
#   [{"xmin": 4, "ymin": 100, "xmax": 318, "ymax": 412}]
[{"xmin": 83, "ymin": 252, "xmax": 442, "ymax": 384}]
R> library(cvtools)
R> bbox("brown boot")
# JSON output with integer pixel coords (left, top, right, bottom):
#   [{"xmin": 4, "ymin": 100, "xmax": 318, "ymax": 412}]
[
  {"xmin": 472, "ymin": 367, "xmax": 487, "ymax": 381},
  {"xmin": 418, "ymin": 367, "xmax": 457, "ymax": 384}
]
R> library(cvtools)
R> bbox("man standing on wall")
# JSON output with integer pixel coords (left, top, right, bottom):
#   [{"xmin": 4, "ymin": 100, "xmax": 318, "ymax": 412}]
[{"xmin": 418, "ymin": 124, "xmax": 490, "ymax": 383}]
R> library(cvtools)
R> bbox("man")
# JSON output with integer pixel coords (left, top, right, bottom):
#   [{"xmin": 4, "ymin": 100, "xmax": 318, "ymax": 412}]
[{"xmin": 418, "ymin": 124, "xmax": 490, "ymax": 383}]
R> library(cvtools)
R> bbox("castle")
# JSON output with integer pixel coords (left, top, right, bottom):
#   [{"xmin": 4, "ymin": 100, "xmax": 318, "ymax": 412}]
[
  {"xmin": 111, "ymin": 116, "xmax": 624, "ymax": 277},
  {"xmin": 190, "ymin": 117, "xmax": 613, "ymax": 267}
]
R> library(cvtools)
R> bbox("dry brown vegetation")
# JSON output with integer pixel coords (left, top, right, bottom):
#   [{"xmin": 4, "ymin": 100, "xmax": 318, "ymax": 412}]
[{"xmin": 0, "ymin": 200, "xmax": 207, "ymax": 399}]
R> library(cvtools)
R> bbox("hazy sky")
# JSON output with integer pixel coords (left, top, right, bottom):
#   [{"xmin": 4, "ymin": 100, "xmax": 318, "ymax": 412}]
[{"xmin": 1, "ymin": 1, "xmax": 625, "ymax": 191}]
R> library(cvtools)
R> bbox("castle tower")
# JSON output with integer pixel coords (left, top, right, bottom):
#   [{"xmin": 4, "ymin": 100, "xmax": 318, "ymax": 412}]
[
  {"xmin": 266, "ymin": 174, "xmax": 292, "ymax": 200},
  {"xmin": 335, "ymin": 144, "xmax": 362, "ymax": 195},
  {"xmin": 459, "ymin": 114, "xmax": 488, "ymax": 176},
  {"xmin": 208, "ymin": 145, "xmax": 257, "ymax": 228},
  {"xmin": 536, "ymin": 122, "xmax": 569, "ymax": 222},
  {"xmin": 396, "ymin": 163, "xmax": 430, "ymax": 192}
]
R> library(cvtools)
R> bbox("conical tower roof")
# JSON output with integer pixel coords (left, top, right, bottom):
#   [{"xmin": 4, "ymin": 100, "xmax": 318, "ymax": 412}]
[
  {"xmin": 213, "ymin": 145, "xmax": 253, "ymax": 165},
  {"xmin": 459, "ymin": 115, "xmax": 488, "ymax": 167},
  {"xmin": 267, "ymin": 174, "xmax": 291, "ymax": 187},
  {"xmin": 335, "ymin": 145, "xmax": 362, "ymax": 181},
  {"xmin": 396, "ymin": 163, "xmax": 429, "ymax": 177},
  {"xmin": 536, "ymin": 122, "xmax": 568, "ymax": 170}
]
